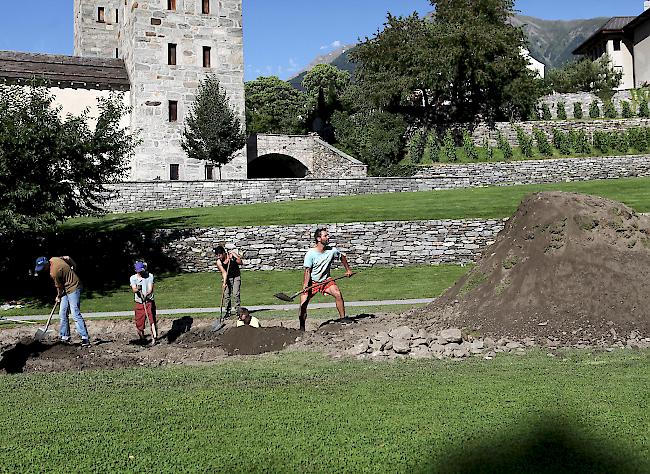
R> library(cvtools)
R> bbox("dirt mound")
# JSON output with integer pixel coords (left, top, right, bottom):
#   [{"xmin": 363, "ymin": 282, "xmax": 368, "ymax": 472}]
[
  {"xmin": 215, "ymin": 326, "xmax": 302, "ymax": 356},
  {"xmin": 419, "ymin": 192, "xmax": 650, "ymax": 344}
]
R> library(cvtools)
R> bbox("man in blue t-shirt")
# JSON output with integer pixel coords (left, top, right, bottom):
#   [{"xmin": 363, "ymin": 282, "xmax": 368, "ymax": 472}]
[{"xmin": 299, "ymin": 228, "xmax": 353, "ymax": 331}]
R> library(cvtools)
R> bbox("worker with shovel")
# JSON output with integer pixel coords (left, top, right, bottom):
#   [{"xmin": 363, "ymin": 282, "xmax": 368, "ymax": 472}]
[
  {"xmin": 298, "ymin": 228, "xmax": 353, "ymax": 331},
  {"xmin": 215, "ymin": 246, "xmax": 243, "ymax": 321},
  {"xmin": 34, "ymin": 256, "xmax": 90, "ymax": 347},
  {"xmin": 129, "ymin": 261, "xmax": 158, "ymax": 346}
]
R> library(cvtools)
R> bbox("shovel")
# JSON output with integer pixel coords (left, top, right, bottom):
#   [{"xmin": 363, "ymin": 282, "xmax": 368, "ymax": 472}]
[
  {"xmin": 35, "ymin": 300, "xmax": 59, "ymax": 341},
  {"xmin": 212, "ymin": 256, "xmax": 232, "ymax": 332},
  {"xmin": 274, "ymin": 273, "xmax": 356, "ymax": 302}
]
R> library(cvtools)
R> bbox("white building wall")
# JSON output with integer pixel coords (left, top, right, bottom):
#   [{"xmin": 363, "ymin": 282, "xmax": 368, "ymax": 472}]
[{"xmin": 606, "ymin": 39, "xmax": 635, "ymax": 90}]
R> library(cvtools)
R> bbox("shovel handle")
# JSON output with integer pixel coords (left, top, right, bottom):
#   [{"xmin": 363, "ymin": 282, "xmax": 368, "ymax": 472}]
[{"xmin": 295, "ymin": 272, "xmax": 356, "ymax": 298}]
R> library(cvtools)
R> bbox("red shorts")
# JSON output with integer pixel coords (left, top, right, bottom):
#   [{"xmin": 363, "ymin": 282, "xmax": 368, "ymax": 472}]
[
  {"xmin": 306, "ymin": 279, "xmax": 338, "ymax": 297},
  {"xmin": 134, "ymin": 301, "xmax": 157, "ymax": 331}
]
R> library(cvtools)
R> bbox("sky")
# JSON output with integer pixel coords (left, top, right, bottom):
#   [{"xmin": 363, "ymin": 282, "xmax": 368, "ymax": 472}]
[{"xmin": 0, "ymin": 0, "xmax": 648, "ymax": 81}]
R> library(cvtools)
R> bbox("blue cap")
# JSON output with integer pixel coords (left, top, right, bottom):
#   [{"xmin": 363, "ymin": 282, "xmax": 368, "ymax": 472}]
[
  {"xmin": 35, "ymin": 256, "xmax": 49, "ymax": 273},
  {"xmin": 134, "ymin": 261, "xmax": 146, "ymax": 272}
]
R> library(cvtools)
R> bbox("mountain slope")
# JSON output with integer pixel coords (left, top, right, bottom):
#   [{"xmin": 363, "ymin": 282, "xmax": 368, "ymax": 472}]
[{"xmin": 287, "ymin": 14, "xmax": 611, "ymax": 87}]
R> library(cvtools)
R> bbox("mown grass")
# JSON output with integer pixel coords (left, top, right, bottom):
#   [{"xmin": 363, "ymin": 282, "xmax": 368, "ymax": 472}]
[
  {"xmin": 0, "ymin": 351, "xmax": 647, "ymax": 472},
  {"xmin": 62, "ymin": 177, "xmax": 650, "ymax": 231},
  {"xmin": 2, "ymin": 265, "xmax": 468, "ymax": 317}
]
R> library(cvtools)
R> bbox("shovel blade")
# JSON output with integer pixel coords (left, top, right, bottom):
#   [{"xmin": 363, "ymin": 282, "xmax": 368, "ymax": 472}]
[
  {"xmin": 211, "ymin": 320, "xmax": 226, "ymax": 332},
  {"xmin": 273, "ymin": 292, "xmax": 294, "ymax": 302},
  {"xmin": 34, "ymin": 328, "xmax": 48, "ymax": 341}
]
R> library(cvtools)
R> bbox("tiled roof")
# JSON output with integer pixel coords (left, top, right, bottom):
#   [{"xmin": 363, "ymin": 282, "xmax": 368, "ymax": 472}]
[{"xmin": 0, "ymin": 51, "xmax": 130, "ymax": 90}]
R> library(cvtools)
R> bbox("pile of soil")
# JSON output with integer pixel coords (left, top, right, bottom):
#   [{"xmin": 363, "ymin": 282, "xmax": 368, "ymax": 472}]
[{"xmin": 419, "ymin": 192, "xmax": 650, "ymax": 344}]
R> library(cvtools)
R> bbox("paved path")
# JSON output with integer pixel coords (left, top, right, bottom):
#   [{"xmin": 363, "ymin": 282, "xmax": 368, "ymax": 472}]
[{"xmin": 1, "ymin": 298, "xmax": 435, "ymax": 322}]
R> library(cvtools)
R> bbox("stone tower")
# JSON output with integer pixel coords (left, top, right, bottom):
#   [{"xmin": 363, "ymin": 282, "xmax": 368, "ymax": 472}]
[{"xmin": 74, "ymin": 0, "xmax": 247, "ymax": 181}]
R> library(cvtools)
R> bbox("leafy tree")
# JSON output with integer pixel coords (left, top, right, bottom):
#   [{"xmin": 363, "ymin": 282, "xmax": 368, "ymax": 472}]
[
  {"xmin": 544, "ymin": 56, "xmax": 622, "ymax": 94},
  {"xmin": 462, "ymin": 130, "xmax": 479, "ymax": 161},
  {"xmin": 0, "ymin": 83, "xmax": 136, "ymax": 232},
  {"xmin": 541, "ymin": 103, "xmax": 552, "ymax": 120},
  {"xmin": 515, "ymin": 126, "xmax": 534, "ymax": 157},
  {"xmin": 556, "ymin": 101, "xmax": 567, "ymax": 120},
  {"xmin": 303, "ymin": 64, "xmax": 351, "ymax": 142},
  {"xmin": 331, "ymin": 108, "xmax": 407, "ymax": 176},
  {"xmin": 406, "ymin": 129, "xmax": 426, "ymax": 164},
  {"xmin": 533, "ymin": 127, "xmax": 553, "ymax": 156},
  {"xmin": 497, "ymin": 132, "xmax": 513, "ymax": 160},
  {"xmin": 621, "ymin": 100, "xmax": 633, "ymax": 118},
  {"xmin": 182, "ymin": 75, "xmax": 246, "ymax": 179},
  {"xmin": 245, "ymin": 76, "xmax": 307, "ymax": 134},
  {"xmin": 603, "ymin": 101, "xmax": 617, "ymax": 119},
  {"xmin": 424, "ymin": 130, "xmax": 441, "ymax": 162},
  {"xmin": 441, "ymin": 130, "xmax": 457, "ymax": 162},
  {"xmin": 351, "ymin": 0, "xmax": 541, "ymax": 127}
]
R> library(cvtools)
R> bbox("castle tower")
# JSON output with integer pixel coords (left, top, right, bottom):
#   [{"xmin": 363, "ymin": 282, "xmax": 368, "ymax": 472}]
[
  {"xmin": 74, "ymin": 0, "xmax": 121, "ymax": 58},
  {"xmin": 74, "ymin": 0, "xmax": 246, "ymax": 181}
]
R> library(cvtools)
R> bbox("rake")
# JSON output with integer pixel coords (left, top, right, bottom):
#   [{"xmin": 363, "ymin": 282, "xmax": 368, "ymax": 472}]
[{"xmin": 274, "ymin": 273, "xmax": 355, "ymax": 302}]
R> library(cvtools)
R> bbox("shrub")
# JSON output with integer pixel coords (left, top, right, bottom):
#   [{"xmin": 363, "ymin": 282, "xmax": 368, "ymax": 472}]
[
  {"xmin": 639, "ymin": 98, "xmax": 650, "ymax": 118},
  {"xmin": 573, "ymin": 102, "xmax": 584, "ymax": 120},
  {"xmin": 556, "ymin": 102, "xmax": 567, "ymax": 120},
  {"xmin": 406, "ymin": 129, "xmax": 426, "ymax": 164},
  {"xmin": 423, "ymin": 130, "xmax": 440, "ymax": 163},
  {"xmin": 589, "ymin": 101, "xmax": 601, "ymax": 119},
  {"xmin": 603, "ymin": 101, "xmax": 617, "ymax": 119},
  {"xmin": 482, "ymin": 137, "xmax": 494, "ymax": 161},
  {"xmin": 627, "ymin": 127, "xmax": 648, "ymax": 152},
  {"xmin": 593, "ymin": 130, "xmax": 612, "ymax": 153},
  {"xmin": 533, "ymin": 127, "xmax": 553, "ymax": 156},
  {"xmin": 541, "ymin": 103, "xmax": 552, "ymax": 120},
  {"xmin": 515, "ymin": 126, "xmax": 534, "ymax": 158},
  {"xmin": 462, "ymin": 130, "xmax": 479, "ymax": 161},
  {"xmin": 621, "ymin": 101, "xmax": 634, "ymax": 118},
  {"xmin": 613, "ymin": 131, "xmax": 629, "ymax": 153},
  {"xmin": 569, "ymin": 129, "xmax": 591, "ymax": 154},
  {"xmin": 497, "ymin": 132, "xmax": 513, "ymax": 160},
  {"xmin": 441, "ymin": 129, "xmax": 457, "ymax": 162},
  {"xmin": 552, "ymin": 128, "xmax": 572, "ymax": 155}
]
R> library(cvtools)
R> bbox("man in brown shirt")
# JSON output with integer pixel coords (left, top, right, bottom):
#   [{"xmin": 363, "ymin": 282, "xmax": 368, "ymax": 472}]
[{"xmin": 35, "ymin": 256, "xmax": 90, "ymax": 347}]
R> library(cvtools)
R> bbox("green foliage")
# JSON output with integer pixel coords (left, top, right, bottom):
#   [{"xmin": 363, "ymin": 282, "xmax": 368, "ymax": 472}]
[
  {"xmin": 441, "ymin": 129, "xmax": 457, "ymax": 162},
  {"xmin": 244, "ymin": 76, "xmax": 307, "ymax": 134},
  {"xmin": 331, "ymin": 108, "xmax": 407, "ymax": 176},
  {"xmin": 569, "ymin": 130, "xmax": 591, "ymax": 154},
  {"xmin": 573, "ymin": 102, "xmax": 584, "ymax": 120},
  {"xmin": 593, "ymin": 130, "xmax": 611, "ymax": 153},
  {"xmin": 462, "ymin": 130, "xmax": 479, "ymax": 161},
  {"xmin": 533, "ymin": 128, "xmax": 553, "ymax": 156},
  {"xmin": 639, "ymin": 98, "xmax": 650, "ymax": 118},
  {"xmin": 589, "ymin": 101, "xmax": 601, "ymax": 119},
  {"xmin": 482, "ymin": 137, "xmax": 494, "ymax": 161},
  {"xmin": 544, "ymin": 56, "xmax": 622, "ymax": 93},
  {"xmin": 542, "ymin": 103, "xmax": 552, "ymax": 120},
  {"xmin": 613, "ymin": 131, "xmax": 629, "ymax": 153},
  {"xmin": 182, "ymin": 75, "xmax": 246, "ymax": 177},
  {"xmin": 351, "ymin": 0, "xmax": 542, "ymax": 126},
  {"xmin": 603, "ymin": 101, "xmax": 617, "ymax": 119},
  {"xmin": 552, "ymin": 128, "xmax": 572, "ymax": 155},
  {"xmin": 621, "ymin": 101, "xmax": 634, "ymax": 119},
  {"xmin": 515, "ymin": 126, "xmax": 534, "ymax": 157},
  {"xmin": 303, "ymin": 64, "xmax": 352, "ymax": 142},
  {"xmin": 406, "ymin": 129, "xmax": 426, "ymax": 164},
  {"xmin": 627, "ymin": 128, "xmax": 649, "ymax": 153},
  {"xmin": 423, "ymin": 130, "xmax": 441, "ymax": 163},
  {"xmin": 497, "ymin": 131, "xmax": 513, "ymax": 160},
  {"xmin": 556, "ymin": 101, "xmax": 567, "ymax": 120},
  {"xmin": 0, "ymin": 84, "xmax": 136, "ymax": 232},
  {"xmin": 302, "ymin": 64, "xmax": 351, "ymax": 100}
]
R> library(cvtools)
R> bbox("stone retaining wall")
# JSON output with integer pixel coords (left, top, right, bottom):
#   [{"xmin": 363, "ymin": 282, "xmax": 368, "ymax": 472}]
[
  {"xmin": 103, "ymin": 154, "xmax": 650, "ymax": 212},
  {"xmin": 160, "ymin": 219, "xmax": 506, "ymax": 272},
  {"xmin": 541, "ymin": 91, "xmax": 633, "ymax": 120},
  {"xmin": 472, "ymin": 118, "xmax": 650, "ymax": 147}
]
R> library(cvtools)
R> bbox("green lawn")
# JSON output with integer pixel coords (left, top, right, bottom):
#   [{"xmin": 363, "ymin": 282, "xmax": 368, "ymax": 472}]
[
  {"xmin": 0, "ymin": 351, "xmax": 647, "ymax": 472},
  {"xmin": 2, "ymin": 265, "xmax": 468, "ymax": 317},
  {"xmin": 63, "ymin": 177, "xmax": 650, "ymax": 231}
]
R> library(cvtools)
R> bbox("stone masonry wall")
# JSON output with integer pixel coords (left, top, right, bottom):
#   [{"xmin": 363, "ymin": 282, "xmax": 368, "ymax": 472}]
[
  {"xmin": 102, "ymin": 154, "xmax": 650, "ymax": 212},
  {"xmin": 312, "ymin": 137, "xmax": 368, "ymax": 178},
  {"xmin": 472, "ymin": 118, "xmax": 650, "ymax": 147},
  {"xmin": 540, "ymin": 91, "xmax": 633, "ymax": 120},
  {"xmin": 74, "ymin": 0, "xmax": 120, "ymax": 58},
  {"xmin": 158, "ymin": 219, "xmax": 505, "ymax": 272}
]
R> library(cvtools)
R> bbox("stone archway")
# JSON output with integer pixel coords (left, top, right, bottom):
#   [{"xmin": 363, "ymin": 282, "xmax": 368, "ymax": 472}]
[{"xmin": 247, "ymin": 153, "xmax": 310, "ymax": 178}]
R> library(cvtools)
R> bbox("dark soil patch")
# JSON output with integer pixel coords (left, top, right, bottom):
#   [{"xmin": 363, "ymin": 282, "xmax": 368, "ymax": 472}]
[
  {"xmin": 215, "ymin": 326, "xmax": 302, "ymax": 356},
  {"xmin": 418, "ymin": 192, "xmax": 650, "ymax": 344}
]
